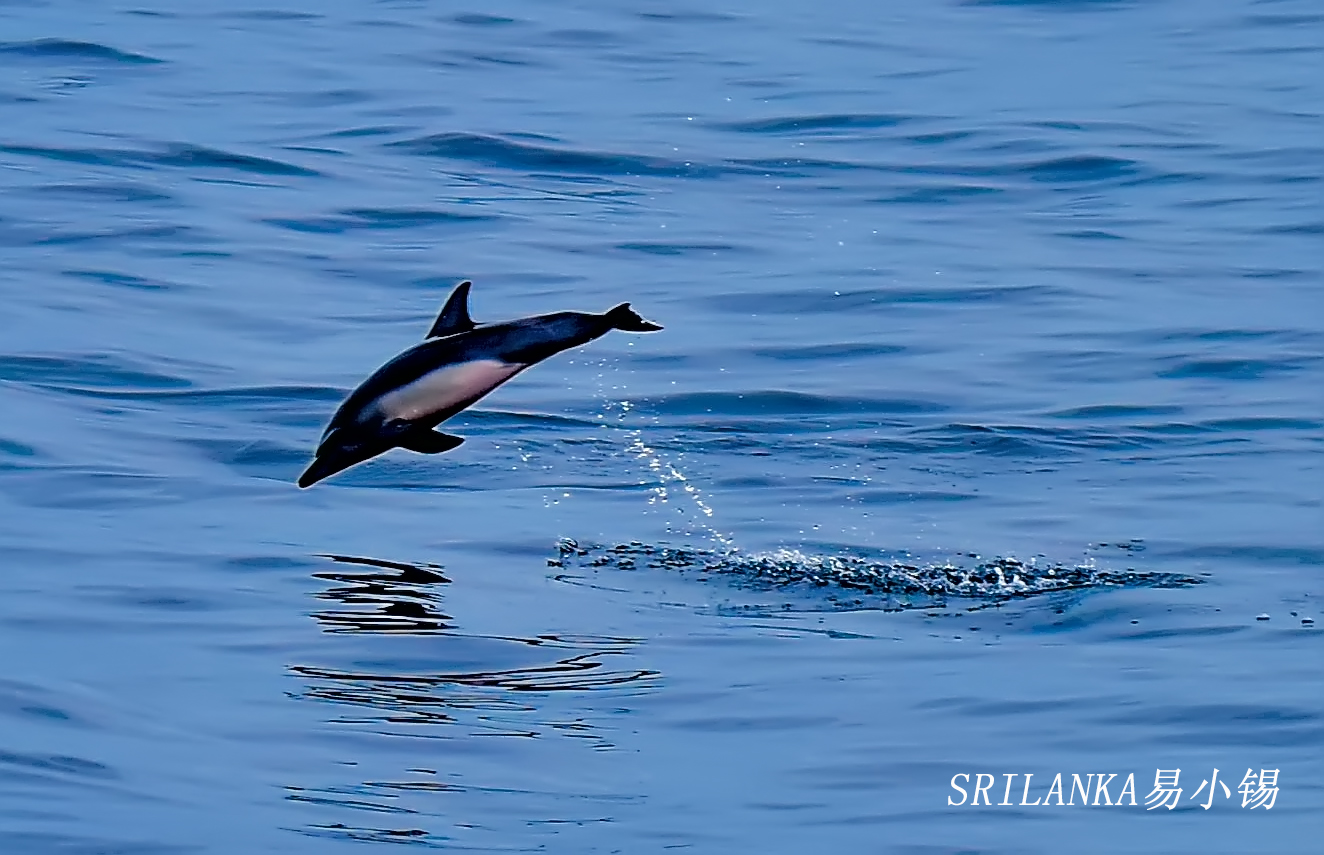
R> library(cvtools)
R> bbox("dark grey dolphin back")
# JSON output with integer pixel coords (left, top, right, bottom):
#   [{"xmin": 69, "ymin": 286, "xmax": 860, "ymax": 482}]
[{"xmin": 492, "ymin": 305, "xmax": 661, "ymax": 364}]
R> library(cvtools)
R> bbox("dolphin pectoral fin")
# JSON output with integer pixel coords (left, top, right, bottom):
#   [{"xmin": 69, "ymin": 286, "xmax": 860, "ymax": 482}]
[
  {"xmin": 398, "ymin": 429, "xmax": 465, "ymax": 455},
  {"xmin": 426, "ymin": 280, "xmax": 476, "ymax": 339}
]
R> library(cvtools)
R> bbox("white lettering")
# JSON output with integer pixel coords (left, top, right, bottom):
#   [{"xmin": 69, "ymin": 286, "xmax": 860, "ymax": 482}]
[
  {"xmin": 949, "ymin": 774, "xmax": 969, "ymax": 806},
  {"xmin": 950, "ymin": 771, "xmax": 1147, "ymax": 807},
  {"xmin": 1093, "ymin": 773, "xmax": 1117, "ymax": 805},
  {"xmin": 1020, "ymin": 773, "xmax": 1042, "ymax": 806},
  {"xmin": 1069, "ymin": 774, "xmax": 1094, "ymax": 805},
  {"xmin": 1117, "ymin": 773, "xmax": 1137, "ymax": 806},
  {"xmin": 1044, "ymin": 773, "xmax": 1064, "ymax": 805},
  {"xmin": 1000, "ymin": 774, "xmax": 1016, "ymax": 805},
  {"xmin": 973, "ymin": 773, "xmax": 995, "ymax": 805}
]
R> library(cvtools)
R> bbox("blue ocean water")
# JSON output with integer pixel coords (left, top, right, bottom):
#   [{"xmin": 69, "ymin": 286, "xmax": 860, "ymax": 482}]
[{"xmin": 1, "ymin": 0, "xmax": 1321, "ymax": 852}]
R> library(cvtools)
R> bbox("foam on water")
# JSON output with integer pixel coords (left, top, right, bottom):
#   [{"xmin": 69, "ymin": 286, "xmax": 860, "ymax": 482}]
[{"xmin": 553, "ymin": 539, "xmax": 1201, "ymax": 609}]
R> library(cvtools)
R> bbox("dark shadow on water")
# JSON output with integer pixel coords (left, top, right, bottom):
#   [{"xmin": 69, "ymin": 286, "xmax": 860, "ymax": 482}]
[
  {"xmin": 292, "ymin": 651, "xmax": 656, "ymax": 700},
  {"xmin": 286, "ymin": 552, "xmax": 659, "ymax": 838},
  {"xmin": 297, "ymin": 552, "xmax": 657, "ymax": 703},
  {"xmin": 298, "ymin": 549, "xmax": 656, "ymax": 691},
  {"xmin": 310, "ymin": 554, "xmax": 453, "ymax": 635}
]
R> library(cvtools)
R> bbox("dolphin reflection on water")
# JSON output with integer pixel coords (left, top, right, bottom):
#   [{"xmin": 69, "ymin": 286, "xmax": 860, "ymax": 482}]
[{"xmin": 299, "ymin": 281, "xmax": 662, "ymax": 488}]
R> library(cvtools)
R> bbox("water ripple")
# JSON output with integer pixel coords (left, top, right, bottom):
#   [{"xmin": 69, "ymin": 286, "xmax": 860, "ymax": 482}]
[
  {"xmin": 716, "ymin": 113, "xmax": 919, "ymax": 135},
  {"xmin": 1157, "ymin": 355, "xmax": 1318, "ymax": 381},
  {"xmin": 264, "ymin": 207, "xmax": 501, "ymax": 235},
  {"xmin": 0, "ymin": 353, "xmax": 192, "ymax": 390},
  {"xmin": 20, "ymin": 183, "xmax": 175, "ymax": 204},
  {"xmin": 707, "ymin": 284, "xmax": 1061, "ymax": 314},
  {"xmin": 0, "ymin": 748, "xmax": 116, "ymax": 781},
  {"xmin": 62, "ymin": 270, "xmax": 181, "ymax": 292},
  {"xmin": 638, "ymin": 391, "xmax": 947, "ymax": 418},
  {"xmin": 27, "ymin": 381, "xmax": 342, "ymax": 407},
  {"xmin": 0, "ymin": 142, "xmax": 320, "ymax": 177},
  {"xmin": 0, "ymin": 39, "xmax": 164, "ymax": 65},
  {"xmin": 388, "ymin": 132, "xmax": 735, "ymax": 178}
]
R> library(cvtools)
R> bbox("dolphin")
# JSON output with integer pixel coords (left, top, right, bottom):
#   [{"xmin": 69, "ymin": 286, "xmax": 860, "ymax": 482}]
[{"xmin": 298, "ymin": 281, "xmax": 662, "ymax": 488}]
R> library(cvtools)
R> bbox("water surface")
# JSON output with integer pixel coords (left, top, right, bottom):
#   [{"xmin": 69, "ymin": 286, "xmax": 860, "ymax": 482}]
[{"xmin": 0, "ymin": 0, "xmax": 1321, "ymax": 852}]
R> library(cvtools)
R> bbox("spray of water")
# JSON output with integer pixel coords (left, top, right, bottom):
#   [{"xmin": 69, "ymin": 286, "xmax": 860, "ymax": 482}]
[
  {"xmin": 607, "ymin": 398, "xmax": 735, "ymax": 551},
  {"xmin": 582, "ymin": 357, "xmax": 734, "ymax": 551}
]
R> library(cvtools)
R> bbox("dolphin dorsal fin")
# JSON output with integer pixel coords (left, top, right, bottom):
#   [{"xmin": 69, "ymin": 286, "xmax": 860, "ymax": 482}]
[{"xmin": 426, "ymin": 280, "xmax": 476, "ymax": 338}]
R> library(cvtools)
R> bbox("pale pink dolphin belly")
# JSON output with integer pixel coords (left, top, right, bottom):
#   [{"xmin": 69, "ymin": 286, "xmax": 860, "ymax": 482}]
[{"xmin": 377, "ymin": 359, "xmax": 527, "ymax": 422}]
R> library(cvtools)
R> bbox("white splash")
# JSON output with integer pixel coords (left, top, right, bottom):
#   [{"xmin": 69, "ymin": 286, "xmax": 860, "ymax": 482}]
[
  {"xmin": 623, "ymin": 424, "xmax": 734, "ymax": 551},
  {"xmin": 593, "ymin": 369, "xmax": 734, "ymax": 551}
]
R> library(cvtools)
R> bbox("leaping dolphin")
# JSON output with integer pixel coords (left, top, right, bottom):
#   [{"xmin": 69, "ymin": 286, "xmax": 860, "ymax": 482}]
[{"xmin": 298, "ymin": 281, "xmax": 662, "ymax": 488}]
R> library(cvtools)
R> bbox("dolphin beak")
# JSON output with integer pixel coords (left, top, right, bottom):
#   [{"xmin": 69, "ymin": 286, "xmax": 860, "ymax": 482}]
[{"xmin": 298, "ymin": 452, "xmax": 359, "ymax": 488}]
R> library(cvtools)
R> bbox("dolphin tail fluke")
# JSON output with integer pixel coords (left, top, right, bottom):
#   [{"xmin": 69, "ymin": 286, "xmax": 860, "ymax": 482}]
[{"xmin": 605, "ymin": 303, "xmax": 662, "ymax": 332}]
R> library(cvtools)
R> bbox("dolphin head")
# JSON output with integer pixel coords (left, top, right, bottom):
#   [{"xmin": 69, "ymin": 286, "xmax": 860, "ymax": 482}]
[{"xmin": 297, "ymin": 426, "xmax": 388, "ymax": 488}]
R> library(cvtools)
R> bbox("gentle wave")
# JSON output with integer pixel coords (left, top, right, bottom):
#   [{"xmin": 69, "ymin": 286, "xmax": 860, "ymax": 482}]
[
  {"xmin": 706, "ymin": 284, "xmax": 1063, "ymax": 314},
  {"xmin": 637, "ymin": 390, "xmax": 947, "ymax": 417},
  {"xmin": 387, "ymin": 131, "xmax": 734, "ymax": 178},
  {"xmin": 613, "ymin": 241, "xmax": 752, "ymax": 257},
  {"xmin": 0, "ymin": 39, "xmax": 164, "ymax": 65},
  {"xmin": 1157, "ymin": 355, "xmax": 1319, "ymax": 381},
  {"xmin": 62, "ymin": 270, "xmax": 180, "ymax": 292},
  {"xmin": 17, "ymin": 182, "xmax": 175, "ymax": 204},
  {"xmin": 0, "ymin": 353, "xmax": 193, "ymax": 390},
  {"xmin": 960, "ymin": 0, "xmax": 1135, "ymax": 10},
  {"xmin": 0, "ymin": 142, "xmax": 319, "ymax": 177},
  {"xmin": 383, "ymin": 127, "xmax": 1154, "ymax": 191},
  {"xmin": 263, "ymin": 207, "xmax": 502, "ymax": 235},
  {"xmin": 34, "ymin": 384, "xmax": 344, "ymax": 406},
  {"xmin": 715, "ymin": 113, "xmax": 919, "ymax": 135}
]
